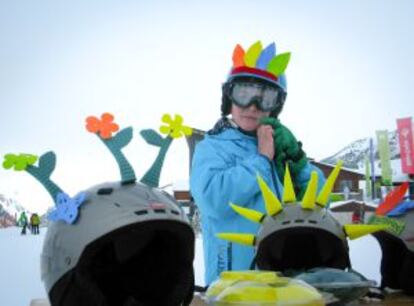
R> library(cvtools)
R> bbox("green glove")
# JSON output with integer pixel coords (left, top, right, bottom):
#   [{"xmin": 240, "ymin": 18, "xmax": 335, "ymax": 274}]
[{"xmin": 260, "ymin": 117, "xmax": 308, "ymax": 186}]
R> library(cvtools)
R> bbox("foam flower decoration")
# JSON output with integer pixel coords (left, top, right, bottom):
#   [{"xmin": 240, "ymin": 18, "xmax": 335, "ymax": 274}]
[
  {"xmin": 2, "ymin": 153, "xmax": 38, "ymax": 171},
  {"xmin": 159, "ymin": 114, "xmax": 192, "ymax": 139},
  {"xmin": 86, "ymin": 112, "xmax": 119, "ymax": 139},
  {"xmin": 48, "ymin": 192, "xmax": 86, "ymax": 224}
]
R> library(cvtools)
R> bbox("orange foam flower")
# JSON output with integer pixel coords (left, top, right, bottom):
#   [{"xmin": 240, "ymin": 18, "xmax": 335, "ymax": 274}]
[{"xmin": 86, "ymin": 113, "xmax": 119, "ymax": 139}]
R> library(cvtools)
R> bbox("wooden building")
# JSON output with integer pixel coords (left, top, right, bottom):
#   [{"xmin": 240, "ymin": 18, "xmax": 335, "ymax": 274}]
[
  {"xmin": 329, "ymin": 200, "xmax": 376, "ymax": 224},
  {"xmin": 310, "ymin": 161, "xmax": 366, "ymax": 193}
]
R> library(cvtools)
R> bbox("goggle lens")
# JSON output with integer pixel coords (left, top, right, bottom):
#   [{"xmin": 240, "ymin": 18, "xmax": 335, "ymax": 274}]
[{"xmin": 230, "ymin": 82, "xmax": 282, "ymax": 112}]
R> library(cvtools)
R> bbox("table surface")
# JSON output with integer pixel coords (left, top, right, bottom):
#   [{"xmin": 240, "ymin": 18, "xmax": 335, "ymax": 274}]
[
  {"xmin": 30, "ymin": 292, "xmax": 414, "ymax": 306},
  {"xmin": 190, "ymin": 292, "xmax": 414, "ymax": 306}
]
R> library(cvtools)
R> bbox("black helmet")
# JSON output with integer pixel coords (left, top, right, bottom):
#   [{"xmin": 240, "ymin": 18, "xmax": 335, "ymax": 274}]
[{"xmin": 369, "ymin": 183, "xmax": 414, "ymax": 294}]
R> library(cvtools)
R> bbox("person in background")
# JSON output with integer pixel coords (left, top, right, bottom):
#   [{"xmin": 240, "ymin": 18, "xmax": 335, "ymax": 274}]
[
  {"xmin": 30, "ymin": 213, "xmax": 40, "ymax": 234},
  {"xmin": 190, "ymin": 41, "xmax": 325, "ymax": 286},
  {"xmin": 18, "ymin": 211, "xmax": 28, "ymax": 235}
]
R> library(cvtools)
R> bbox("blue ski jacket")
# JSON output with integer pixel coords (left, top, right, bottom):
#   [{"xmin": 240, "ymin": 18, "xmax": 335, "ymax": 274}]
[{"xmin": 190, "ymin": 127, "xmax": 325, "ymax": 285}]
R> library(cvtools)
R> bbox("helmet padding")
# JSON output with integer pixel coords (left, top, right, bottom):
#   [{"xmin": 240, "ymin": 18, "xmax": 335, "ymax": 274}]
[
  {"xmin": 49, "ymin": 220, "xmax": 194, "ymax": 306},
  {"xmin": 256, "ymin": 227, "xmax": 350, "ymax": 274}
]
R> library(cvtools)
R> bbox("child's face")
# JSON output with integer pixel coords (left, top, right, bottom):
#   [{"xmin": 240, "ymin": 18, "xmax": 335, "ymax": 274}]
[{"xmin": 231, "ymin": 103, "xmax": 270, "ymax": 131}]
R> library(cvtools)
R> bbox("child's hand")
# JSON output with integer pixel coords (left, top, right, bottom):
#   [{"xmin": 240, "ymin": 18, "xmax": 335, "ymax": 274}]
[
  {"xmin": 259, "ymin": 117, "xmax": 308, "ymax": 177},
  {"xmin": 257, "ymin": 124, "xmax": 275, "ymax": 160}
]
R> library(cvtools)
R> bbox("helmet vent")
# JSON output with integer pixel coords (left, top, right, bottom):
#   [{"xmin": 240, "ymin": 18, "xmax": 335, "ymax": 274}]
[
  {"xmin": 154, "ymin": 209, "xmax": 166, "ymax": 213},
  {"xmin": 97, "ymin": 188, "xmax": 113, "ymax": 195},
  {"xmin": 113, "ymin": 202, "xmax": 121, "ymax": 208},
  {"xmin": 308, "ymin": 220, "xmax": 317, "ymax": 224},
  {"xmin": 134, "ymin": 210, "xmax": 148, "ymax": 216},
  {"xmin": 171, "ymin": 210, "xmax": 180, "ymax": 215},
  {"xmin": 282, "ymin": 221, "xmax": 291, "ymax": 225},
  {"xmin": 294, "ymin": 219, "xmax": 305, "ymax": 223},
  {"xmin": 64, "ymin": 257, "xmax": 71, "ymax": 266}
]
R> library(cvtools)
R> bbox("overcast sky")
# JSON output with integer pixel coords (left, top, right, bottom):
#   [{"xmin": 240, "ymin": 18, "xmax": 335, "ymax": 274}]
[{"xmin": 1, "ymin": 0, "xmax": 413, "ymax": 214}]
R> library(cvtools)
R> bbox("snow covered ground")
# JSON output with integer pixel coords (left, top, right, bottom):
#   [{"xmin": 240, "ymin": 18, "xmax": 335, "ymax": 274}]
[
  {"xmin": 0, "ymin": 227, "xmax": 46, "ymax": 306},
  {"xmin": 0, "ymin": 226, "xmax": 381, "ymax": 306}
]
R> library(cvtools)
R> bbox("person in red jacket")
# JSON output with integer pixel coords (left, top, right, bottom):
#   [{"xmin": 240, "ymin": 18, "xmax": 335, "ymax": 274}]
[{"xmin": 352, "ymin": 208, "xmax": 361, "ymax": 224}]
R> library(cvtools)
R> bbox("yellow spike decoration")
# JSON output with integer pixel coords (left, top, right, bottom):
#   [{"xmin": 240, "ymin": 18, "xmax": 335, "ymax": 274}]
[
  {"xmin": 316, "ymin": 160, "xmax": 344, "ymax": 207},
  {"xmin": 216, "ymin": 233, "xmax": 256, "ymax": 246},
  {"xmin": 230, "ymin": 203, "xmax": 265, "ymax": 224},
  {"xmin": 283, "ymin": 164, "xmax": 296, "ymax": 203},
  {"xmin": 344, "ymin": 224, "xmax": 389, "ymax": 240},
  {"xmin": 301, "ymin": 171, "xmax": 318, "ymax": 210},
  {"xmin": 257, "ymin": 174, "xmax": 283, "ymax": 216}
]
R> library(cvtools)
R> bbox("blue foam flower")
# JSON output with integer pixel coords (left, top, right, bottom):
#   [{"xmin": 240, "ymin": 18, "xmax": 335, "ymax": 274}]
[{"xmin": 48, "ymin": 192, "xmax": 86, "ymax": 224}]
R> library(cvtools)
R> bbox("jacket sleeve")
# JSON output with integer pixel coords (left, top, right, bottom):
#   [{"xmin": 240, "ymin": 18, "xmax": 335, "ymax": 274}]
[{"xmin": 190, "ymin": 140, "xmax": 273, "ymax": 219}]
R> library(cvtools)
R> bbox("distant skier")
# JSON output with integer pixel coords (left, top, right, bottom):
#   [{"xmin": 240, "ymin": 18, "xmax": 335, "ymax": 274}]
[
  {"xmin": 30, "ymin": 213, "xmax": 40, "ymax": 234},
  {"xmin": 18, "ymin": 211, "xmax": 28, "ymax": 235}
]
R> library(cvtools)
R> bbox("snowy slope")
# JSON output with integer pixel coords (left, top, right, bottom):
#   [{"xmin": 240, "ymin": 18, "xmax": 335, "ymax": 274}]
[
  {"xmin": 0, "ymin": 194, "xmax": 27, "ymax": 227},
  {"xmin": 322, "ymin": 130, "xmax": 400, "ymax": 169},
  {"xmin": 0, "ymin": 228, "xmax": 204, "ymax": 306},
  {"xmin": 0, "ymin": 194, "xmax": 26, "ymax": 218},
  {"xmin": 321, "ymin": 130, "xmax": 410, "ymax": 181},
  {"xmin": 0, "ymin": 227, "xmax": 46, "ymax": 306}
]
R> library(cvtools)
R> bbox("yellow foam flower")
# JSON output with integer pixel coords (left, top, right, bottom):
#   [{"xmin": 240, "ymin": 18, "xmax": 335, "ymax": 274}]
[{"xmin": 159, "ymin": 114, "xmax": 193, "ymax": 139}]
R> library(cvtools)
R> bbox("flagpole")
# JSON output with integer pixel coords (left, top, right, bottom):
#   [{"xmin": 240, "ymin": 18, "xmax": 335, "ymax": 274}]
[{"xmin": 369, "ymin": 138, "xmax": 377, "ymax": 200}]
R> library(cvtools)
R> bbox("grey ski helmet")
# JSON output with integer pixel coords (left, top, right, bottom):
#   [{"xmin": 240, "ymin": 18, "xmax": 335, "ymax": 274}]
[
  {"xmin": 4, "ymin": 113, "xmax": 195, "ymax": 306},
  {"xmin": 368, "ymin": 183, "xmax": 414, "ymax": 294},
  {"xmin": 221, "ymin": 41, "xmax": 288, "ymax": 118},
  {"xmin": 217, "ymin": 162, "xmax": 387, "ymax": 274}
]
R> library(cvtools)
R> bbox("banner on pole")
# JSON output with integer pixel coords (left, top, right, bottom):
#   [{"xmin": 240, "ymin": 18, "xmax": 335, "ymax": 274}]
[
  {"xmin": 376, "ymin": 130, "xmax": 393, "ymax": 185},
  {"xmin": 397, "ymin": 117, "xmax": 414, "ymax": 174}
]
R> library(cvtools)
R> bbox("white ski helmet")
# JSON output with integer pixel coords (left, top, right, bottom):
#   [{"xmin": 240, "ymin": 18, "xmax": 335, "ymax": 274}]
[
  {"xmin": 3, "ymin": 113, "xmax": 195, "ymax": 306},
  {"xmin": 217, "ymin": 162, "xmax": 387, "ymax": 274}
]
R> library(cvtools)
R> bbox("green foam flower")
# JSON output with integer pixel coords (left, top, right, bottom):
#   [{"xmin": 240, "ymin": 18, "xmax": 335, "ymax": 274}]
[
  {"xmin": 3, "ymin": 153, "xmax": 38, "ymax": 171},
  {"xmin": 159, "ymin": 114, "xmax": 193, "ymax": 139}
]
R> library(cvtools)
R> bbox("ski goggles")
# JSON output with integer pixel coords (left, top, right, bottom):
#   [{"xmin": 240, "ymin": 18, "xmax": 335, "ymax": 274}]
[{"xmin": 226, "ymin": 81, "xmax": 285, "ymax": 112}]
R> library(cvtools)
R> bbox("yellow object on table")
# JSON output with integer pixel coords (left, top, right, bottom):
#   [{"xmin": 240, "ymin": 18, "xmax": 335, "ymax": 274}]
[{"xmin": 206, "ymin": 271, "xmax": 325, "ymax": 306}]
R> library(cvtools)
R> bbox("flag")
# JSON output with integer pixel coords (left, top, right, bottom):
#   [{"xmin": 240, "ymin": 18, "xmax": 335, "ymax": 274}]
[
  {"xmin": 376, "ymin": 130, "xmax": 393, "ymax": 185},
  {"xmin": 397, "ymin": 117, "xmax": 414, "ymax": 174}
]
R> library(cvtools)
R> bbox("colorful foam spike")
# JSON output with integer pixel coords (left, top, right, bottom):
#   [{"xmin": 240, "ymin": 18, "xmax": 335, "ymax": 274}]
[
  {"xmin": 232, "ymin": 44, "xmax": 245, "ymax": 68},
  {"xmin": 283, "ymin": 164, "xmax": 296, "ymax": 203},
  {"xmin": 316, "ymin": 160, "xmax": 343, "ymax": 207},
  {"xmin": 244, "ymin": 41, "xmax": 263, "ymax": 68},
  {"xmin": 387, "ymin": 200, "xmax": 414, "ymax": 217},
  {"xmin": 216, "ymin": 233, "xmax": 256, "ymax": 246},
  {"xmin": 376, "ymin": 182, "xmax": 409, "ymax": 216},
  {"xmin": 267, "ymin": 52, "xmax": 291, "ymax": 76},
  {"xmin": 301, "ymin": 171, "xmax": 318, "ymax": 210},
  {"xmin": 257, "ymin": 174, "xmax": 283, "ymax": 216},
  {"xmin": 230, "ymin": 203, "xmax": 265, "ymax": 224},
  {"xmin": 343, "ymin": 224, "xmax": 389, "ymax": 240},
  {"xmin": 256, "ymin": 43, "xmax": 276, "ymax": 70}
]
